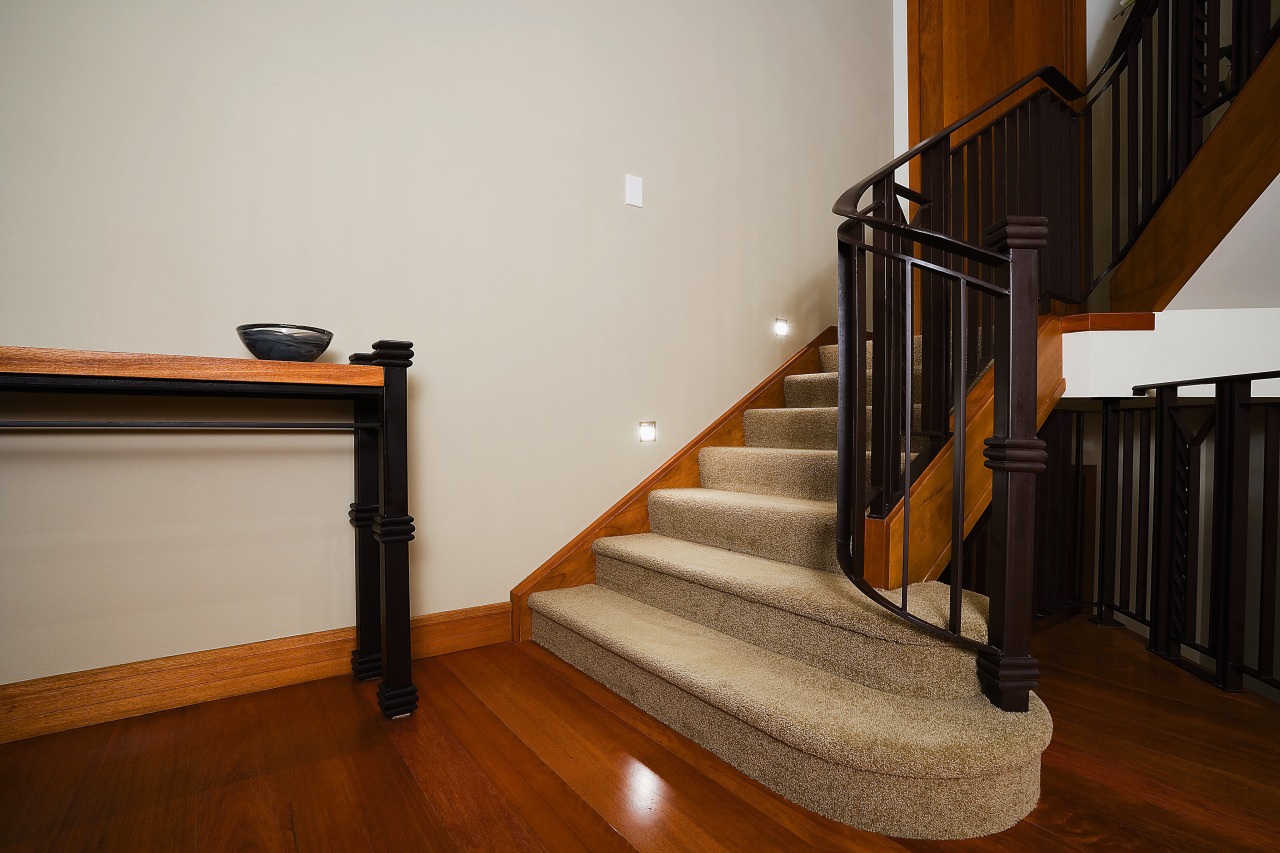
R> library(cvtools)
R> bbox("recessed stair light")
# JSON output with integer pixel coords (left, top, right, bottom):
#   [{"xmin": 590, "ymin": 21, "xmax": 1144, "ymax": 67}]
[
  {"xmin": 638, "ymin": 421, "xmax": 657, "ymax": 442},
  {"xmin": 774, "ymin": 318, "xmax": 790, "ymax": 336}
]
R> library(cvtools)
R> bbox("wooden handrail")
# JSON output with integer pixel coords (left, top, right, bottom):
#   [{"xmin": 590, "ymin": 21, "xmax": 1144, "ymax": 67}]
[{"xmin": 832, "ymin": 65, "xmax": 1082, "ymax": 218}]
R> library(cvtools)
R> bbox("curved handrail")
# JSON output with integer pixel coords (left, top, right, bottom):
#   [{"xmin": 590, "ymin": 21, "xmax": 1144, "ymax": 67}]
[{"xmin": 832, "ymin": 65, "xmax": 1083, "ymax": 219}]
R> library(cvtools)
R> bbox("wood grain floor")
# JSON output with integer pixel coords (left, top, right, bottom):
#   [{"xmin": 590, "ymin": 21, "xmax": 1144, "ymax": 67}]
[{"xmin": 2, "ymin": 617, "xmax": 1278, "ymax": 852}]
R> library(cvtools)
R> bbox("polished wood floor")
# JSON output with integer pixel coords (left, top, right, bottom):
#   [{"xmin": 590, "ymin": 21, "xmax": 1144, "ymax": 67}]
[{"xmin": 2, "ymin": 617, "xmax": 1278, "ymax": 852}]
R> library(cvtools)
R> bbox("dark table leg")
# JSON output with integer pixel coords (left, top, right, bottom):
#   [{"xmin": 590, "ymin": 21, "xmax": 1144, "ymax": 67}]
[
  {"xmin": 372, "ymin": 340, "xmax": 418, "ymax": 719},
  {"xmin": 349, "ymin": 393, "xmax": 382, "ymax": 681}
]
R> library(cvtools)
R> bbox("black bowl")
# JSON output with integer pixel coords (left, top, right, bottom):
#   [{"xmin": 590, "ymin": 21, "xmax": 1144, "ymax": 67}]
[{"xmin": 236, "ymin": 324, "xmax": 333, "ymax": 362}]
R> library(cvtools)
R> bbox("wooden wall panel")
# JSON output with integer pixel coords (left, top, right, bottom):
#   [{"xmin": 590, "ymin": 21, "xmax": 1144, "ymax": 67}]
[{"xmin": 908, "ymin": 0, "xmax": 1086, "ymax": 147}]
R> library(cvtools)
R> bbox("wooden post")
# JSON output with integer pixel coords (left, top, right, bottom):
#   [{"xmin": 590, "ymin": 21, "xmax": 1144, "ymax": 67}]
[{"xmin": 979, "ymin": 217, "xmax": 1049, "ymax": 713}]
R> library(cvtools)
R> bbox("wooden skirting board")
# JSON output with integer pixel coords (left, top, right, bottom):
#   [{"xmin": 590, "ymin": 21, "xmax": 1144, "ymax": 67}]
[
  {"xmin": 510, "ymin": 327, "xmax": 839, "ymax": 642},
  {"xmin": 0, "ymin": 602, "xmax": 510, "ymax": 744}
]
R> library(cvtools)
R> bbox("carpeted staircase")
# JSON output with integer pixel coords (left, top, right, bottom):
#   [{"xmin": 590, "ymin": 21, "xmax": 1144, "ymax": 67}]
[{"xmin": 529, "ymin": 343, "xmax": 1052, "ymax": 840}]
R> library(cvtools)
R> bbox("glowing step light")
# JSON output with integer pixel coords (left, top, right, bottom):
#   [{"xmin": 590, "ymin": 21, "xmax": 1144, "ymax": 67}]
[
  {"xmin": 774, "ymin": 318, "xmax": 789, "ymax": 336},
  {"xmin": 638, "ymin": 421, "xmax": 657, "ymax": 443}
]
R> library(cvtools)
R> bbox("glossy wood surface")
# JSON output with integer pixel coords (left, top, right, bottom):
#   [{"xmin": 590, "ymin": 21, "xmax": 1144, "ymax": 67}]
[
  {"xmin": 4, "ymin": 616, "xmax": 1279, "ymax": 851},
  {"xmin": 1109, "ymin": 41, "xmax": 1280, "ymax": 312},
  {"xmin": 0, "ymin": 602, "xmax": 509, "ymax": 745},
  {"xmin": 908, "ymin": 1, "xmax": 1086, "ymax": 147},
  {"xmin": 1058, "ymin": 312, "xmax": 1156, "ymax": 333},
  {"xmin": 510, "ymin": 327, "xmax": 838, "ymax": 641},
  {"xmin": 0, "ymin": 346, "xmax": 384, "ymax": 387}
]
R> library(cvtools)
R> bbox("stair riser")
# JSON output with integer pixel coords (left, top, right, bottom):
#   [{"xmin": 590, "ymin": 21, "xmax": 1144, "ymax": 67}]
[
  {"xmin": 698, "ymin": 448, "xmax": 837, "ymax": 502},
  {"xmin": 649, "ymin": 491, "xmax": 839, "ymax": 573},
  {"xmin": 743, "ymin": 407, "xmax": 927, "ymax": 452},
  {"xmin": 784, "ymin": 370, "xmax": 924, "ymax": 408},
  {"xmin": 595, "ymin": 556, "xmax": 981, "ymax": 699},
  {"xmin": 531, "ymin": 613, "xmax": 1041, "ymax": 841}
]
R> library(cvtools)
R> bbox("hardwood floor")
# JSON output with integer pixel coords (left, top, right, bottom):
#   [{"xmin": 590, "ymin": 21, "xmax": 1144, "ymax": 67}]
[{"xmin": 2, "ymin": 617, "xmax": 1278, "ymax": 851}]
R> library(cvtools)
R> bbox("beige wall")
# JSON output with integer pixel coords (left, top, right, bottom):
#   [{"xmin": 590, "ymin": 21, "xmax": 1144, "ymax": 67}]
[{"xmin": 0, "ymin": 0, "xmax": 892, "ymax": 683}]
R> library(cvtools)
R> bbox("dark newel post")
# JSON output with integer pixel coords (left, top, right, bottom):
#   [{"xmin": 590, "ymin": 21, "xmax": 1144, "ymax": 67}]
[
  {"xmin": 979, "ymin": 216, "xmax": 1048, "ymax": 713},
  {"xmin": 1210, "ymin": 379, "xmax": 1249, "ymax": 691},
  {"xmin": 348, "ymin": 352, "xmax": 382, "ymax": 680},
  {"xmin": 372, "ymin": 340, "xmax": 419, "ymax": 719}
]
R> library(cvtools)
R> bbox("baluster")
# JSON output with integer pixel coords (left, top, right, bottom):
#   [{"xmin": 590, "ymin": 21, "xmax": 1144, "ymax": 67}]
[
  {"xmin": 1141, "ymin": 8, "xmax": 1155, "ymax": 221},
  {"xmin": 949, "ymin": 280, "xmax": 969, "ymax": 634},
  {"xmin": 1156, "ymin": 3, "xmax": 1171, "ymax": 201},
  {"xmin": 835, "ymin": 236, "xmax": 867, "ymax": 581},
  {"xmin": 1259, "ymin": 406, "xmax": 1279, "ymax": 681},
  {"xmin": 1149, "ymin": 387, "xmax": 1177, "ymax": 657},
  {"xmin": 1093, "ymin": 399, "xmax": 1123, "ymax": 626},
  {"xmin": 1136, "ymin": 408, "xmax": 1153, "ymax": 621},
  {"xmin": 1120, "ymin": 409, "xmax": 1135, "ymax": 614},
  {"xmin": 1209, "ymin": 379, "xmax": 1249, "ymax": 690}
]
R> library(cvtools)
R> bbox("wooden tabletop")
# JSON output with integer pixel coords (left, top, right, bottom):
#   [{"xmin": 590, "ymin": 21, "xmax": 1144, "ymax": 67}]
[{"xmin": 0, "ymin": 346, "xmax": 384, "ymax": 387}]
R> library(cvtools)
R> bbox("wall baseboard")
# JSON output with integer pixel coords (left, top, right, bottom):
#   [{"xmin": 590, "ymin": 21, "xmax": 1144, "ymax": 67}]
[{"xmin": 0, "ymin": 602, "xmax": 510, "ymax": 745}]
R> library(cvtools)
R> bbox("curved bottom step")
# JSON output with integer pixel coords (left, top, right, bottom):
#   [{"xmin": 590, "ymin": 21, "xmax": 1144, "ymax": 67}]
[{"xmin": 530, "ymin": 587, "xmax": 1049, "ymax": 840}]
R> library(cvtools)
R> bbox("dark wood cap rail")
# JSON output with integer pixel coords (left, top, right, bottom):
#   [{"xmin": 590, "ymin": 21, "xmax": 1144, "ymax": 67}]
[{"xmin": 0, "ymin": 346, "xmax": 384, "ymax": 387}]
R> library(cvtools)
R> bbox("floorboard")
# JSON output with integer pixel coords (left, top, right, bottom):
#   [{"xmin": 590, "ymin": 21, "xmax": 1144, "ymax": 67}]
[{"xmin": 2, "ymin": 616, "xmax": 1278, "ymax": 851}]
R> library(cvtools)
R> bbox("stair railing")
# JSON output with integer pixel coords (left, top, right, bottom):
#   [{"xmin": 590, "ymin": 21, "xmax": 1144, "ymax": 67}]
[
  {"xmin": 832, "ymin": 0, "xmax": 1279, "ymax": 711},
  {"xmin": 836, "ymin": 213, "xmax": 1050, "ymax": 713},
  {"xmin": 1088, "ymin": 371, "xmax": 1280, "ymax": 693}
]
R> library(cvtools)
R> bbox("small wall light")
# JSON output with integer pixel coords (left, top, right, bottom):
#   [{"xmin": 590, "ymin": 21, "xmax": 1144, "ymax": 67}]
[
  {"xmin": 774, "ymin": 318, "xmax": 790, "ymax": 336},
  {"xmin": 638, "ymin": 421, "xmax": 657, "ymax": 442}
]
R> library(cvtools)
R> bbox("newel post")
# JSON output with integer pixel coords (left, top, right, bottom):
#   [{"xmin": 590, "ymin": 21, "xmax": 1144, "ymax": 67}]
[{"xmin": 980, "ymin": 217, "xmax": 1049, "ymax": 713}]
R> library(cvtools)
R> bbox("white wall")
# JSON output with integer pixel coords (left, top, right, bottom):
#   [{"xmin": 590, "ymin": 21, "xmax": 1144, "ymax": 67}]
[
  {"xmin": 0, "ymin": 1, "xmax": 893, "ymax": 683},
  {"xmin": 1166, "ymin": 174, "xmax": 1280, "ymax": 310},
  {"xmin": 1062, "ymin": 309, "xmax": 1280, "ymax": 398}
]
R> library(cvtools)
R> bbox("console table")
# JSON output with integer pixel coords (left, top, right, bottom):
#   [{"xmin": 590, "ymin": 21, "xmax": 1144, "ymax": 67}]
[{"xmin": 0, "ymin": 340, "xmax": 418, "ymax": 719}]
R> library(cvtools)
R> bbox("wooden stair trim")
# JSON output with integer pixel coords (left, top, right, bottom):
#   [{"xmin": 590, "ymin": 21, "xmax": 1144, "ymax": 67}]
[
  {"xmin": 0, "ymin": 346, "xmax": 384, "ymax": 387},
  {"xmin": 1059, "ymin": 312, "xmax": 1155, "ymax": 333},
  {"xmin": 509, "ymin": 327, "xmax": 838, "ymax": 642},
  {"xmin": 0, "ymin": 602, "xmax": 510, "ymax": 744},
  {"xmin": 864, "ymin": 316, "xmax": 1065, "ymax": 588},
  {"xmin": 1109, "ymin": 43, "xmax": 1280, "ymax": 313}
]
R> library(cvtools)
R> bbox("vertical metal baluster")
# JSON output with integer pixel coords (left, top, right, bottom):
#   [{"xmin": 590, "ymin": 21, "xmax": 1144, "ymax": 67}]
[
  {"xmin": 950, "ymin": 280, "xmax": 968, "ymax": 634},
  {"xmin": 902, "ymin": 262, "xmax": 914, "ymax": 608},
  {"xmin": 1157, "ymin": 3, "xmax": 1171, "ymax": 202},
  {"xmin": 1093, "ymin": 400, "xmax": 1122, "ymax": 625},
  {"xmin": 1137, "ymin": 408, "xmax": 1153, "ymax": 622},
  {"xmin": 1112, "ymin": 71, "xmax": 1122, "ymax": 256},
  {"xmin": 1259, "ymin": 406, "xmax": 1279, "ymax": 681},
  {"xmin": 1120, "ymin": 409, "xmax": 1135, "ymax": 613},
  {"xmin": 1141, "ymin": 9, "xmax": 1155, "ymax": 221},
  {"xmin": 1127, "ymin": 41, "xmax": 1140, "ymax": 242}
]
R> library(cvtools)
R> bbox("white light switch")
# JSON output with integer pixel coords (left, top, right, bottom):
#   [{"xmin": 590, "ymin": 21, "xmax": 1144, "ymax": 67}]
[{"xmin": 625, "ymin": 174, "xmax": 643, "ymax": 208}]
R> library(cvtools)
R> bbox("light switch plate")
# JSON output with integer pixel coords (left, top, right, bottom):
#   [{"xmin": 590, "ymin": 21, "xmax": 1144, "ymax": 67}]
[{"xmin": 625, "ymin": 174, "xmax": 643, "ymax": 208}]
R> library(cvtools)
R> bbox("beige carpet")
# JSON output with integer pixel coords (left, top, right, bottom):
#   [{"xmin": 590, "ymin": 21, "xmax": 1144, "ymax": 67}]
[{"xmin": 529, "ymin": 339, "xmax": 1051, "ymax": 840}]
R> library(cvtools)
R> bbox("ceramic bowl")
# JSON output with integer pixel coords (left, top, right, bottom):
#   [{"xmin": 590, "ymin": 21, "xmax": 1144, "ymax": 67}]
[{"xmin": 236, "ymin": 324, "xmax": 333, "ymax": 362}]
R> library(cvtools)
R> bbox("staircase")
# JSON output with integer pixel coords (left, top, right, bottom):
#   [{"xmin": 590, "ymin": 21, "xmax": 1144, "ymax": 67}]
[{"xmin": 528, "ymin": 344, "xmax": 1052, "ymax": 840}]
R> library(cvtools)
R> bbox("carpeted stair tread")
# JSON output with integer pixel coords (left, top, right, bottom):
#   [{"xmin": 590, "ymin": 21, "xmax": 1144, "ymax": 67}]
[
  {"xmin": 528, "ymin": 584, "xmax": 1051, "ymax": 779},
  {"xmin": 593, "ymin": 533, "xmax": 988, "ymax": 646},
  {"xmin": 698, "ymin": 446, "xmax": 837, "ymax": 501},
  {"xmin": 744, "ymin": 406, "xmax": 927, "ymax": 452},
  {"xmin": 648, "ymin": 487, "xmax": 838, "ymax": 573}
]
